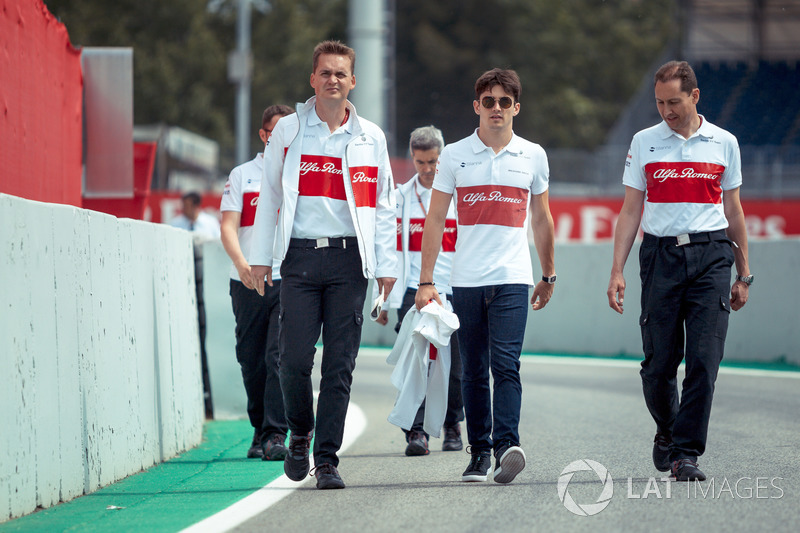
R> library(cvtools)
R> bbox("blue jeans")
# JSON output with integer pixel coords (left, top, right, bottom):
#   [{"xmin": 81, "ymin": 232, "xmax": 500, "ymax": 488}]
[{"xmin": 452, "ymin": 284, "xmax": 529, "ymax": 454}]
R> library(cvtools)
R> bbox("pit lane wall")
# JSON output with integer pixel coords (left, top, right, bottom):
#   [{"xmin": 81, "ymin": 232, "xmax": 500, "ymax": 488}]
[{"xmin": 0, "ymin": 194, "xmax": 205, "ymax": 523}]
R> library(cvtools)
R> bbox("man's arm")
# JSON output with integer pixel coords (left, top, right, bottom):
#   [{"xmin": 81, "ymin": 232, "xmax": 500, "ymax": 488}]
[
  {"xmin": 529, "ymin": 190, "xmax": 556, "ymax": 311},
  {"xmin": 374, "ymin": 136, "xmax": 398, "ymax": 301},
  {"xmin": 724, "ymin": 187, "xmax": 750, "ymax": 311},
  {"xmin": 607, "ymin": 186, "xmax": 645, "ymax": 314},
  {"xmin": 415, "ymin": 189, "xmax": 451, "ymax": 310},
  {"xmin": 220, "ymin": 211, "xmax": 254, "ymax": 289}
]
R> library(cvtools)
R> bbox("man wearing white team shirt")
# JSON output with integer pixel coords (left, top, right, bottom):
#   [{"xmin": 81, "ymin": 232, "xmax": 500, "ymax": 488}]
[
  {"xmin": 377, "ymin": 125, "xmax": 464, "ymax": 456},
  {"xmin": 220, "ymin": 104, "xmax": 293, "ymax": 462},
  {"xmin": 249, "ymin": 41, "xmax": 397, "ymax": 490},
  {"xmin": 607, "ymin": 61, "xmax": 751, "ymax": 482},
  {"xmin": 416, "ymin": 68, "xmax": 556, "ymax": 484}
]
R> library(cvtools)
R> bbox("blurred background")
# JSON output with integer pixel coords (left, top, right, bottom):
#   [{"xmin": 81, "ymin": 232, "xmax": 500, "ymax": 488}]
[{"xmin": 3, "ymin": 0, "xmax": 799, "ymax": 231}]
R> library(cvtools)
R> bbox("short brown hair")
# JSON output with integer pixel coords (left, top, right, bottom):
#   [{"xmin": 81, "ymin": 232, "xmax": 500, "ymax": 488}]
[
  {"xmin": 474, "ymin": 68, "xmax": 521, "ymax": 103},
  {"xmin": 262, "ymin": 105, "xmax": 293, "ymax": 130},
  {"xmin": 654, "ymin": 61, "xmax": 698, "ymax": 94},
  {"xmin": 312, "ymin": 40, "xmax": 356, "ymax": 74}
]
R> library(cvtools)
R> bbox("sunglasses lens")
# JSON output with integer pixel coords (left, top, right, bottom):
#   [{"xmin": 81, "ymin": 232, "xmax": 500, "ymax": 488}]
[{"xmin": 481, "ymin": 96, "xmax": 513, "ymax": 109}]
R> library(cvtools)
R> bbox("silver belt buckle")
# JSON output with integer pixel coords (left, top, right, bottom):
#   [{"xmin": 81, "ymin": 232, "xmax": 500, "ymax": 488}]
[
  {"xmin": 315, "ymin": 237, "xmax": 329, "ymax": 249},
  {"xmin": 676, "ymin": 233, "xmax": 690, "ymax": 246}
]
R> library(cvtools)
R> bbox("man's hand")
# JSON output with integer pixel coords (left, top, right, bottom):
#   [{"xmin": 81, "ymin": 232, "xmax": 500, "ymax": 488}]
[
  {"xmin": 377, "ymin": 277, "xmax": 396, "ymax": 302},
  {"xmin": 607, "ymin": 271, "xmax": 626, "ymax": 314},
  {"xmin": 376, "ymin": 309, "xmax": 389, "ymax": 326},
  {"xmin": 730, "ymin": 281, "xmax": 749, "ymax": 311},
  {"xmin": 251, "ymin": 265, "xmax": 272, "ymax": 296},
  {"xmin": 236, "ymin": 263, "xmax": 255, "ymax": 290},
  {"xmin": 415, "ymin": 284, "xmax": 441, "ymax": 310},
  {"xmin": 531, "ymin": 281, "xmax": 554, "ymax": 310}
]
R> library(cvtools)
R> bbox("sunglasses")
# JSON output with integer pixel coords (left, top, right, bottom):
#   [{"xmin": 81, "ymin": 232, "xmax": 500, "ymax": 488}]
[{"xmin": 481, "ymin": 96, "xmax": 514, "ymax": 109}]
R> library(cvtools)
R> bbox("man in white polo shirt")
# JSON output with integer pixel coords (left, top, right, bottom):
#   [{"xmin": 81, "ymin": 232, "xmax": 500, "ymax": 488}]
[
  {"xmin": 250, "ymin": 40, "xmax": 397, "ymax": 490},
  {"xmin": 607, "ymin": 60, "xmax": 751, "ymax": 482},
  {"xmin": 377, "ymin": 125, "xmax": 464, "ymax": 456},
  {"xmin": 416, "ymin": 68, "xmax": 556, "ymax": 484},
  {"xmin": 220, "ymin": 104, "xmax": 293, "ymax": 461}
]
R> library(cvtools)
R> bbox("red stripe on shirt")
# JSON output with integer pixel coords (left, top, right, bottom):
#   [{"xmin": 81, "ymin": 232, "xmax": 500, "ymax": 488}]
[
  {"xmin": 398, "ymin": 218, "xmax": 458, "ymax": 252},
  {"xmin": 349, "ymin": 165, "xmax": 378, "ymax": 208},
  {"xmin": 644, "ymin": 162, "xmax": 725, "ymax": 204},
  {"xmin": 456, "ymin": 185, "xmax": 529, "ymax": 227},
  {"xmin": 298, "ymin": 155, "xmax": 347, "ymax": 200},
  {"xmin": 241, "ymin": 191, "xmax": 259, "ymax": 227}
]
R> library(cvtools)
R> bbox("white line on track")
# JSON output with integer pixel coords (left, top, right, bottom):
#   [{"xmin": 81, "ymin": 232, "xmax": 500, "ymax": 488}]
[{"xmin": 179, "ymin": 399, "xmax": 368, "ymax": 533}]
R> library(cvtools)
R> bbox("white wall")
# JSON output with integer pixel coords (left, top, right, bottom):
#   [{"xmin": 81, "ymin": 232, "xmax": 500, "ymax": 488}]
[
  {"xmin": 0, "ymin": 194, "xmax": 205, "ymax": 523},
  {"xmin": 203, "ymin": 236, "xmax": 798, "ymax": 422}
]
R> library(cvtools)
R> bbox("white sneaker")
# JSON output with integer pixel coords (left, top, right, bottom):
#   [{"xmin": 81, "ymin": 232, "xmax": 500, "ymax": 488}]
[{"xmin": 493, "ymin": 445, "xmax": 526, "ymax": 483}]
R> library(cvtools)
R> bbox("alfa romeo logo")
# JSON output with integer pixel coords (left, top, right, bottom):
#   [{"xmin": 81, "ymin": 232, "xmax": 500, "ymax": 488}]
[{"xmin": 557, "ymin": 459, "xmax": 614, "ymax": 516}]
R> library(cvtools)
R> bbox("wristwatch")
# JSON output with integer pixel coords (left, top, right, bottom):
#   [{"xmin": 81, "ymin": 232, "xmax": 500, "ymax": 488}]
[
  {"xmin": 542, "ymin": 275, "xmax": 557, "ymax": 284},
  {"xmin": 735, "ymin": 274, "xmax": 754, "ymax": 286}
]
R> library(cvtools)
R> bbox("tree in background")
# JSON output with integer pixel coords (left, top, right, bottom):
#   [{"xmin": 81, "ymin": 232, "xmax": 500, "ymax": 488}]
[
  {"xmin": 44, "ymin": 0, "xmax": 346, "ymax": 173},
  {"xmin": 45, "ymin": 0, "xmax": 673, "ymax": 170},
  {"xmin": 395, "ymin": 0, "xmax": 675, "ymax": 150}
]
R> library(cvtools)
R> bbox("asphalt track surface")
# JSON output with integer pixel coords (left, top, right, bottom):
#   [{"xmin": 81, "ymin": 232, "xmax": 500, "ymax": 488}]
[
  {"xmin": 230, "ymin": 349, "xmax": 800, "ymax": 533},
  {"xmin": 3, "ymin": 349, "xmax": 798, "ymax": 532}
]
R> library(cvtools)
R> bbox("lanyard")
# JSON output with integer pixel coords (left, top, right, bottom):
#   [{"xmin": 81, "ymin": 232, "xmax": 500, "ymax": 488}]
[{"xmin": 414, "ymin": 180, "xmax": 428, "ymax": 217}]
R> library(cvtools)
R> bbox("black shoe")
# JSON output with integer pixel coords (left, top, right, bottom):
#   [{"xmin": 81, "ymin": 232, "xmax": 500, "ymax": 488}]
[
  {"xmin": 284, "ymin": 433, "xmax": 312, "ymax": 481},
  {"xmin": 493, "ymin": 444, "xmax": 526, "ymax": 484},
  {"xmin": 247, "ymin": 430, "xmax": 264, "ymax": 459},
  {"xmin": 671, "ymin": 458, "xmax": 706, "ymax": 481},
  {"xmin": 261, "ymin": 433, "xmax": 288, "ymax": 461},
  {"xmin": 442, "ymin": 425, "xmax": 463, "ymax": 452},
  {"xmin": 462, "ymin": 447, "xmax": 492, "ymax": 482},
  {"xmin": 313, "ymin": 463, "xmax": 346, "ymax": 490},
  {"xmin": 405, "ymin": 430, "xmax": 430, "ymax": 456},
  {"xmin": 653, "ymin": 433, "xmax": 672, "ymax": 472}
]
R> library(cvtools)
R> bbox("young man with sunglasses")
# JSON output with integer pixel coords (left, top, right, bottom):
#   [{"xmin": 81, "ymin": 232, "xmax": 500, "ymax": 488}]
[
  {"xmin": 250, "ymin": 41, "xmax": 397, "ymax": 490},
  {"xmin": 416, "ymin": 68, "xmax": 556, "ymax": 484}
]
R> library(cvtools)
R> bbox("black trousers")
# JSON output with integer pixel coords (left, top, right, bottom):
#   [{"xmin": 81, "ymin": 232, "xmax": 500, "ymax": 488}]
[
  {"xmin": 279, "ymin": 242, "xmax": 367, "ymax": 466},
  {"xmin": 230, "ymin": 279, "xmax": 287, "ymax": 439},
  {"xmin": 396, "ymin": 287, "xmax": 465, "ymax": 438},
  {"xmin": 638, "ymin": 231, "xmax": 734, "ymax": 462}
]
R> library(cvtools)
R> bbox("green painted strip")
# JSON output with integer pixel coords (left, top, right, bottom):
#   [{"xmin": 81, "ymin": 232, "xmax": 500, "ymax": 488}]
[{"xmin": 1, "ymin": 420, "xmax": 285, "ymax": 533}]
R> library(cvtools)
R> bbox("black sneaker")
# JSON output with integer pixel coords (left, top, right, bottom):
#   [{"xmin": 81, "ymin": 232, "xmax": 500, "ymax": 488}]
[
  {"xmin": 442, "ymin": 425, "xmax": 463, "ymax": 452},
  {"xmin": 405, "ymin": 430, "xmax": 430, "ymax": 456},
  {"xmin": 653, "ymin": 433, "xmax": 672, "ymax": 472},
  {"xmin": 493, "ymin": 444, "xmax": 526, "ymax": 484},
  {"xmin": 284, "ymin": 433, "xmax": 312, "ymax": 481},
  {"xmin": 313, "ymin": 463, "xmax": 346, "ymax": 490},
  {"xmin": 671, "ymin": 458, "xmax": 706, "ymax": 481},
  {"xmin": 261, "ymin": 433, "xmax": 288, "ymax": 461},
  {"xmin": 462, "ymin": 447, "xmax": 492, "ymax": 482},
  {"xmin": 247, "ymin": 430, "xmax": 264, "ymax": 459}
]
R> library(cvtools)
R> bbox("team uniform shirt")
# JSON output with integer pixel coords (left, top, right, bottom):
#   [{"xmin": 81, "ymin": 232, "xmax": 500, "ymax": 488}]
[
  {"xmin": 433, "ymin": 130, "xmax": 549, "ymax": 287},
  {"xmin": 392, "ymin": 175, "xmax": 457, "ymax": 306},
  {"xmin": 291, "ymin": 108, "xmax": 358, "ymax": 239},
  {"xmin": 220, "ymin": 153, "xmax": 281, "ymax": 281},
  {"xmin": 623, "ymin": 116, "xmax": 742, "ymax": 236}
]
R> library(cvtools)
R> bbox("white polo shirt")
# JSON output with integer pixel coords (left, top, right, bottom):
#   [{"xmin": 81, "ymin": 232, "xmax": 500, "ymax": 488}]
[
  {"xmin": 623, "ymin": 116, "xmax": 742, "ymax": 236},
  {"xmin": 433, "ymin": 130, "xmax": 549, "ymax": 287},
  {"xmin": 291, "ymin": 108, "xmax": 358, "ymax": 239},
  {"xmin": 220, "ymin": 153, "xmax": 281, "ymax": 281}
]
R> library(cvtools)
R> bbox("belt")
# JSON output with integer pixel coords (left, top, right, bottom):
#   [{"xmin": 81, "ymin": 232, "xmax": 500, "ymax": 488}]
[
  {"xmin": 643, "ymin": 229, "xmax": 729, "ymax": 247},
  {"xmin": 289, "ymin": 236, "xmax": 358, "ymax": 249}
]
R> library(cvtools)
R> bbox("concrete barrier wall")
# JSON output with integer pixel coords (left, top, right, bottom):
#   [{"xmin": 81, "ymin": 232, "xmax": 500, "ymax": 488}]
[
  {"xmin": 0, "ymin": 194, "xmax": 205, "ymax": 522},
  {"xmin": 203, "ymin": 237, "xmax": 798, "ymax": 421}
]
